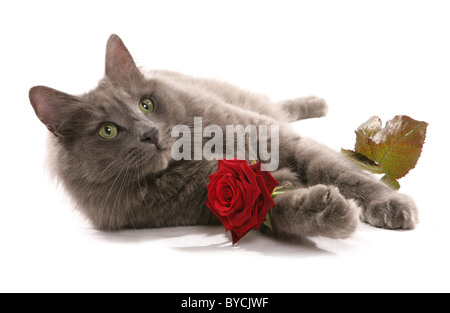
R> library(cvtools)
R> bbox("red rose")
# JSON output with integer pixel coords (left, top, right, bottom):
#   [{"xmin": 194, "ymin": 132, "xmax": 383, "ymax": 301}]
[{"xmin": 205, "ymin": 159, "xmax": 279, "ymax": 244}]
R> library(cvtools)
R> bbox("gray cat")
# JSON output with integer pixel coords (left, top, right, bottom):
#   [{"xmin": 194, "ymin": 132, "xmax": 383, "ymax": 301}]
[{"xmin": 29, "ymin": 35, "xmax": 418, "ymax": 240}]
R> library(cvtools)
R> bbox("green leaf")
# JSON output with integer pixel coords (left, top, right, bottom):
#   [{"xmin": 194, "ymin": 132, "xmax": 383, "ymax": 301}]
[
  {"xmin": 271, "ymin": 191, "xmax": 285, "ymax": 198},
  {"xmin": 381, "ymin": 175, "xmax": 400, "ymax": 190},
  {"xmin": 272, "ymin": 183, "xmax": 291, "ymax": 194},
  {"xmin": 354, "ymin": 116, "xmax": 383, "ymax": 161},
  {"xmin": 271, "ymin": 184, "xmax": 291, "ymax": 198},
  {"xmin": 341, "ymin": 149, "xmax": 384, "ymax": 174},
  {"xmin": 263, "ymin": 213, "xmax": 272, "ymax": 229},
  {"xmin": 368, "ymin": 115, "xmax": 428, "ymax": 180}
]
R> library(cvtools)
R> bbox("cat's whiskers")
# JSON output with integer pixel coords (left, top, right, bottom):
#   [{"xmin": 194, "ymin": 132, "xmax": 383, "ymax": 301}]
[
  {"xmin": 137, "ymin": 165, "xmax": 150, "ymax": 209},
  {"xmin": 109, "ymin": 166, "xmax": 131, "ymax": 231},
  {"xmin": 126, "ymin": 167, "xmax": 140, "ymax": 230},
  {"xmin": 98, "ymin": 149, "xmax": 152, "ymax": 230},
  {"xmin": 99, "ymin": 159, "xmax": 121, "ymax": 179},
  {"xmin": 99, "ymin": 167, "xmax": 125, "ymax": 230},
  {"xmin": 78, "ymin": 159, "xmax": 123, "ymax": 193}
]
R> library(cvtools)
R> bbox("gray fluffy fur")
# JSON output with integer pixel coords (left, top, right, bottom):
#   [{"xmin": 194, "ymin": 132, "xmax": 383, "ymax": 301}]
[{"xmin": 29, "ymin": 35, "xmax": 418, "ymax": 240}]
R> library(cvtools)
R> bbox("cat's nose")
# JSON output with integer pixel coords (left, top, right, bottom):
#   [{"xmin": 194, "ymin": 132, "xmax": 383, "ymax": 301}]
[{"xmin": 140, "ymin": 127, "xmax": 159, "ymax": 146}]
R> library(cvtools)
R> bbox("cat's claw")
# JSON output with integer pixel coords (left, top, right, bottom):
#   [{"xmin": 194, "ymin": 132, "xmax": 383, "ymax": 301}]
[{"xmin": 360, "ymin": 193, "xmax": 419, "ymax": 230}]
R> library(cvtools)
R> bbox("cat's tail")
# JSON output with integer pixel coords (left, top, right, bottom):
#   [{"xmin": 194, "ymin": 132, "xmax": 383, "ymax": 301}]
[{"xmin": 278, "ymin": 96, "xmax": 328, "ymax": 122}]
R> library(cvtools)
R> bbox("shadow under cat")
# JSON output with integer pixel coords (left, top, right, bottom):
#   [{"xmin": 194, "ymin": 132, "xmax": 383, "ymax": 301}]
[{"xmin": 90, "ymin": 226, "xmax": 339, "ymax": 257}]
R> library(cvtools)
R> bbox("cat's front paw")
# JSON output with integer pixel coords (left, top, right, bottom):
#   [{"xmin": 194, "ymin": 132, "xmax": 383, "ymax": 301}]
[
  {"xmin": 271, "ymin": 185, "xmax": 360, "ymax": 239},
  {"xmin": 361, "ymin": 193, "xmax": 419, "ymax": 230},
  {"xmin": 305, "ymin": 185, "xmax": 360, "ymax": 239}
]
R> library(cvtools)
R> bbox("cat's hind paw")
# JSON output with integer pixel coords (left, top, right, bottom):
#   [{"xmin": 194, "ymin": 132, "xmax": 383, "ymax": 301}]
[
  {"xmin": 360, "ymin": 193, "xmax": 419, "ymax": 230},
  {"xmin": 279, "ymin": 96, "xmax": 328, "ymax": 122}
]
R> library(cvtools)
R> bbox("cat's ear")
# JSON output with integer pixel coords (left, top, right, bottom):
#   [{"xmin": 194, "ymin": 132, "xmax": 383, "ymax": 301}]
[
  {"xmin": 29, "ymin": 86, "xmax": 82, "ymax": 137},
  {"xmin": 105, "ymin": 34, "xmax": 143, "ymax": 82}
]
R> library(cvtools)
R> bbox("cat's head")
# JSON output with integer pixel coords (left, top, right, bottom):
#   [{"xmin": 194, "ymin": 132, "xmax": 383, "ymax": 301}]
[{"xmin": 29, "ymin": 35, "xmax": 186, "ymax": 183}]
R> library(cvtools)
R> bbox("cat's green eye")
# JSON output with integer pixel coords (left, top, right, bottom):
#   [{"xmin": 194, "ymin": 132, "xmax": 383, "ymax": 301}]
[
  {"xmin": 139, "ymin": 98, "xmax": 154, "ymax": 114},
  {"xmin": 99, "ymin": 123, "xmax": 119, "ymax": 139}
]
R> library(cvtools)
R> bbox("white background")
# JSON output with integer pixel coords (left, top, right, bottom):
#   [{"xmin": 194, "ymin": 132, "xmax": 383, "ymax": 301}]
[{"xmin": 1, "ymin": 0, "xmax": 449, "ymax": 293}]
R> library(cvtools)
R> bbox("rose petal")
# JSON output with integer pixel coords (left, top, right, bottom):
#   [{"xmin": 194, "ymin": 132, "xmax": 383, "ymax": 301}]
[
  {"xmin": 216, "ymin": 179, "xmax": 233, "ymax": 205},
  {"xmin": 219, "ymin": 159, "xmax": 246, "ymax": 177},
  {"xmin": 250, "ymin": 160, "xmax": 280, "ymax": 193},
  {"xmin": 229, "ymin": 180, "xmax": 258, "ymax": 226}
]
